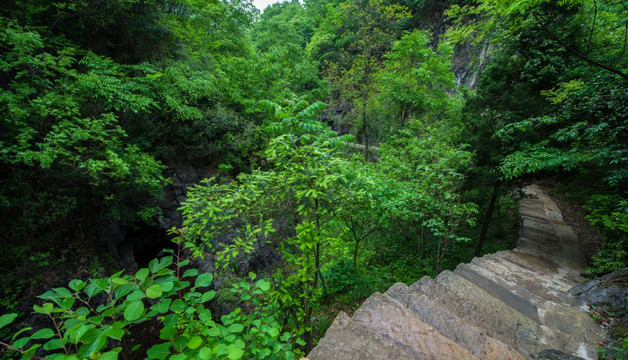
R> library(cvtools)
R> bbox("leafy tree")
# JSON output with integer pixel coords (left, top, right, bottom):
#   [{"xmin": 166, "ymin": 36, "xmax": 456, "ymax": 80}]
[
  {"xmin": 2, "ymin": 0, "xmax": 175, "ymax": 63},
  {"xmin": 0, "ymin": 20, "xmax": 166, "ymax": 239},
  {"xmin": 316, "ymin": 0, "xmax": 410, "ymax": 158},
  {"xmin": 377, "ymin": 29, "xmax": 456, "ymax": 129},
  {"xmin": 249, "ymin": 1, "xmax": 325, "ymax": 101},
  {"xmin": 180, "ymin": 99, "xmax": 355, "ymax": 348},
  {"xmin": 374, "ymin": 121, "xmax": 478, "ymax": 275}
]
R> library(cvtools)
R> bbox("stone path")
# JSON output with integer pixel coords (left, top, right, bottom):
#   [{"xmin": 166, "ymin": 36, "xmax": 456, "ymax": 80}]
[{"xmin": 308, "ymin": 185, "xmax": 604, "ymax": 360}]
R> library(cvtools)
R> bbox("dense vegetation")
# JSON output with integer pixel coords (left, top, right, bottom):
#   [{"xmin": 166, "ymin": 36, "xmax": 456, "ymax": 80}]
[{"xmin": 0, "ymin": 0, "xmax": 626, "ymax": 358}]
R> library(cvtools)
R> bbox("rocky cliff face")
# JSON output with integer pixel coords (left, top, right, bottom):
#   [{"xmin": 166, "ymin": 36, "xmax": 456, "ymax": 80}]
[{"xmin": 308, "ymin": 185, "xmax": 604, "ymax": 360}]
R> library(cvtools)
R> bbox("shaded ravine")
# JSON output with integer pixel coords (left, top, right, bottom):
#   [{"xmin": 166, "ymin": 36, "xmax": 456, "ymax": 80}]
[{"xmin": 308, "ymin": 185, "xmax": 604, "ymax": 360}]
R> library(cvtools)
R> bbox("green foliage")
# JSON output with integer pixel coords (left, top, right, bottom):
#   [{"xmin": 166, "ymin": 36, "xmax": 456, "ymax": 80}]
[
  {"xmin": 377, "ymin": 30, "xmax": 456, "ymax": 129},
  {"xmin": 321, "ymin": 258, "xmax": 384, "ymax": 303},
  {"xmin": 10, "ymin": 0, "xmax": 623, "ymax": 355},
  {"xmin": 585, "ymin": 194, "xmax": 628, "ymax": 275},
  {"xmin": 315, "ymin": 0, "xmax": 411, "ymax": 153},
  {"xmin": 375, "ymin": 121, "xmax": 478, "ymax": 274},
  {"xmin": 0, "ymin": 249, "xmax": 300, "ymax": 360},
  {"xmin": 260, "ymin": 97, "xmax": 331, "ymax": 137},
  {"xmin": 497, "ymin": 73, "xmax": 628, "ymax": 188},
  {"xmin": 181, "ymin": 100, "xmax": 479, "ymax": 350},
  {"xmin": 249, "ymin": 1, "xmax": 325, "ymax": 102},
  {"xmin": 181, "ymin": 99, "xmax": 355, "ymax": 343},
  {"xmin": 2, "ymin": 0, "xmax": 175, "ymax": 63},
  {"xmin": 0, "ymin": 19, "xmax": 166, "ymax": 239}
]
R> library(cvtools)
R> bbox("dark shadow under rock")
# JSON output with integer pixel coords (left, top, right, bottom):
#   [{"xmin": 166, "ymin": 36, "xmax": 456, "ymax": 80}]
[{"xmin": 534, "ymin": 349, "xmax": 584, "ymax": 360}]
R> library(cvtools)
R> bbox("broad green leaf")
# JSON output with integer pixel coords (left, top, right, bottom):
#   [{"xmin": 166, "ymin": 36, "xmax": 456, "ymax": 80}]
[
  {"xmin": 148, "ymin": 258, "xmax": 160, "ymax": 274},
  {"xmin": 33, "ymin": 303, "xmax": 54, "ymax": 315},
  {"xmin": 0, "ymin": 314, "xmax": 17, "ymax": 330},
  {"xmin": 68, "ymin": 280, "xmax": 86, "ymax": 292},
  {"xmin": 148, "ymin": 257, "xmax": 173, "ymax": 274},
  {"xmin": 146, "ymin": 342, "xmax": 172, "ymax": 359},
  {"xmin": 194, "ymin": 273, "xmax": 213, "ymax": 288},
  {"xmin": 170, "ymin": 299, "xmax": 186, "ymax": 312},
  {"xmin": 182, "ymin": 269, "xmax": 198, "ymax": 278},
  {"xmin": 111, "ymin": 277, "xmax": 129, "ymax": 286},
  {"xmin": 214, "ymin": 343, "xmax": 228, "ymax": 356},
  {"xmin": 172, "ymin": 335, "xmax": 188, "ymax": 352},
  {"xmin": 100, "ymin": 348, "xmax": 121, "ymax": 360},
  {"xmin": 178, "ymin": 259, "xmax": 190, "ymax": 267},
  {"xmin": 79, "ymin": 331, "xmax": 107, "ymax": 358},
  {"xmin": 187, "ymin": 335, "xmax": 202, "ymax": 349},
  {"xmin": 12, "ymin": 337, "xmax": 29, "ymax": 349},
  {"xmin": 206, "ymin": 327, "xmax": 221, "ymax": 337},
  {"xmin": 145, "ymin": 284, "xmax": 163, "ymax": 299},
  {"xmin": 198, "ymin": 347, "xmax": 212, "ymax": 360},
  {"xmin": 200, "ymin": 290, "xmax": 215, "ymax": 303},
  {"xmin": 257, "ymin": 281, "xmax": 271, "ymax": 292},
  {"xmin": 159, "ymin": 327, "xmax": 178, "ymax": 341},
  {"xmin": 135, "ymin": 268, "xmax": 150, "ymax": 282},
  {"xmin": 126, "ymin": 290, "xmax": 146, "ymax": 301},
  {"xmin": 152, "ymin": 298, "xmax": 172, "ymax": 313},
  {"xmin": 104, "ymin": 327, "xmax": 124, "ymax": 341},
  {"xmin": 84, "ymin": 284, "xmax": 100, "ymax": 297},
  {"xmin": 31, "ymin": 328, "xmax": 55, "ymax": 340},
  {"xmin": 227, "ymin": 347, "xmax": 244, "ymax": 360},
  {"xmin": 163, "ymin": 314, "xmax": 178, "ymax": 328},
  {"xmin": 159, "ymin": 281, "xmax": 174, "ymax": 292},
  {"xmin": 53, "ymin": 287, "xmax": 72, "ymax": 297},
  {"xmin": 227, "ymin": 324, "xmax": 244, "ymax": 333},
  {"xmin": 43, "ymin": 338, "xmax": 64, "ymax": 351},
  {"xmin": 123, "ymin": 300, "xmax": 145, "ymax": 321}
]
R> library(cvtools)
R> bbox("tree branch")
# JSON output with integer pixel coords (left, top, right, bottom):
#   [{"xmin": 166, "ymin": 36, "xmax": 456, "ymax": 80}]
[
  {"xmin": 587, "ymin": 0, "xmax": 597, "ymax": 53},
  {"xmin": 614, "ymin": 22, "xmax": 628, "ymax": 67},
  {"xmin": 532, "ymin": 13, "xmax": 628, "ymax": 80}
]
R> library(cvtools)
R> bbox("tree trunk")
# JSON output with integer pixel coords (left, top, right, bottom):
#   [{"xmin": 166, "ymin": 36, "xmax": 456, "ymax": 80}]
[
  {"xmin": 353, "ymin": 239, "xmax": 360, "ymax": 266},
  {"xmin": 475, "ymin": 184, "xmax": 499, "ymax": 257}
]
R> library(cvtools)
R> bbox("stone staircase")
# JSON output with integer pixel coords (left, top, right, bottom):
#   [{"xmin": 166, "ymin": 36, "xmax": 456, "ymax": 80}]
[{"xmin": 308, "ymin": 185, "xmax": 604, "ymax": 360}]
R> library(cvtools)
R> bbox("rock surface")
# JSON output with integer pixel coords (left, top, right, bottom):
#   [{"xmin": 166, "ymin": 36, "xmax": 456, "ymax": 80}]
[
  {"xmin": 308, "ymin": 185, "xmax": 604, "ymax": 360},
  {"xmin": 570, "ymin": 267, "xmax": 628, "ymax": 312}
]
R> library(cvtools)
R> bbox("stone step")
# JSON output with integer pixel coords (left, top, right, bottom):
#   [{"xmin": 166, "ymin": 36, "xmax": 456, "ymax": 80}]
[
  {"xmin": 460, "ymin": 260, "xmax": 602, "ymax": 356},
  {"xmin": 518, "ymin": 207, "xmax": 548, "ymax": 221},
  {"xmin": 308, "ymin": 311, "xmax": 415, "ymax": 360},
  {"xmin": 386, "ymin": 280, "xmax": 525, "ymax": 359},
  {"xmin": 453, "ymin": 263, "xmax": 540, "ymax": 322},
  {"xmin": 514, "ymin": 239, "xmax": 588, "ymax": 273},
  {"xmin": 495, "ymin": 250, "xmax": 587, "ymax": 288},
  {"xmin": 436, "ymin": 270, "xmax": 540, "ymax": 355},
  {"xmin": 521, "ymin": 217, "xmax": 555, "ymax": 233},
  {"xmin": 519, "ymin": 223, "xmax": 583, "ymax": 255},
  {"xmin": 352, "ymin": 292, "xmax": 481, "ymax": 360},
  {"xmin": 521, "ymin": 225, "xmax": 561, "ymax": 242},
  {"xmin": 472, "ymin": 254, "xmax": 582, "ymax": 307},
  {"xmin": 408, "ymin": 277, "xmax": 514, "ymax": 342}
]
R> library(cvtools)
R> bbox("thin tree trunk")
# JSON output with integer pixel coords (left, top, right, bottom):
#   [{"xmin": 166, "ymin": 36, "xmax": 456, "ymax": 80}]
[
  {"xmin": 475, "ymin": 184, "xmax": 499, "ymax": 257},
  {"xmin": 353, "ymin": 239, "xmax": 360, "ymax": 266}
]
